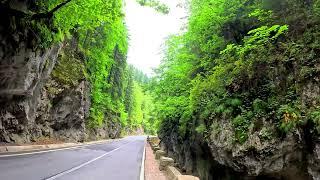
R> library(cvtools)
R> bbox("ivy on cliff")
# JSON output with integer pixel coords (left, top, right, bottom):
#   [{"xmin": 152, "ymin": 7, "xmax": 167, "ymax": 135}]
[
  {"xmin": 152, "ymin": 0, "xmax": 320, "ymax": 144},
  {"xmin": 17, "ymin": 0, "xmax": 156, "ymax": 133}
]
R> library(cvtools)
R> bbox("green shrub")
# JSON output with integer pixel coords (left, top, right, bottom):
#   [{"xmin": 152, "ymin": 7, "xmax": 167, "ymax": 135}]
[
  {"xmin": 232, "ymin": 114, "xmax": 251, "ymax": 144},
  {"xmin": 309, "ymin": 107, "xmax": 320, "ymax": 133},
  {"xmin": 277, "ymin": 104, "xmax": 303, "ymax": 133},
  {"xmin": 196, "ymin": 124, "xmax": 207, "ymax": 134},
  {"xmin": 52, "ymin": 51, "xmax": 86, "ymax": 88}
]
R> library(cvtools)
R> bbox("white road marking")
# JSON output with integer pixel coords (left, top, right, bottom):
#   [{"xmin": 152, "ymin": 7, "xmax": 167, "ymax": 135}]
[
  {"xmin": 0, "ymin": 141, "xmax": 115, "ymax": 158},
  {"xmin": 139, "ymin": 140, "xmax": 146, "ymax": 180},
  {"xmin": 45, "ymin": 140, "xmax": 133, "ymax": 180}
]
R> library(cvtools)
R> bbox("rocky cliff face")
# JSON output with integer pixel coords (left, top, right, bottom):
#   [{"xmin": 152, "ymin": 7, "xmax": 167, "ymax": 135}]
[
  {"xmin": 159, "ymin": 82, "xmax": 320, "ymax": 180},
  {"xmin": 0, "ymin": 41, "xmax": 122, "ymax": 143},
  {"xmin": 0, "ymin": 38, "xmax": 63, "ymax": 143},
  {"xmin": 0, "ymin": 2, "xmax": 121, "ymax": 143},
  {"xmin": 1, "ymin": 41, "xmax": 79, "ymax": 143},
  {"xmin": 160, "ymin": 125, "xmax": 316, "ymax": 180}
]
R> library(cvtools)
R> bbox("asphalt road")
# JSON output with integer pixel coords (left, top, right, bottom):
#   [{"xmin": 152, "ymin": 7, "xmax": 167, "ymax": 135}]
[{"xmin": 0, "ymin": 136, "xmax": 146, "ymax": 180}]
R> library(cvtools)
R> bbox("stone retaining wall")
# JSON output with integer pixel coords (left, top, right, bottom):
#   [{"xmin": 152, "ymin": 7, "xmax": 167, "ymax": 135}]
[{"xmin": 147, "ymin": 136, "xmax": 199, "ymax": 180}]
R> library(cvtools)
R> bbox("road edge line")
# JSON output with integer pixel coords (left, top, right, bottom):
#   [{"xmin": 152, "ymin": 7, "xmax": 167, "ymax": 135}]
[
  {"xmin": 0, "ymin": 139, "xmax": 120, "ymax": 158},
  {"xmin": 140, "ymin": 139, "xmax": 146, "ymax": 180}
]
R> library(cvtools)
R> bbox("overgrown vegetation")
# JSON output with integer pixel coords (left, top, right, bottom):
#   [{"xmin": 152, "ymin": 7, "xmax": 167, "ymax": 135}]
[
  {"xmin": 11, "ymin": 0, "xmax": 158, "ymax": 134},
  {"xmin": 52, "ymin": 45, "xmax": 86, "ymax": 88},
  {"xmin": 7, "ymin": 0, "xmax": 320, "ymax": 141},
  {"xmin": 152, "ymin": 0, "xmax": 320, "ymax": 144},
  {"xmin": 124, "ymin": 65, "xmax": 158, "ymax": 134}
]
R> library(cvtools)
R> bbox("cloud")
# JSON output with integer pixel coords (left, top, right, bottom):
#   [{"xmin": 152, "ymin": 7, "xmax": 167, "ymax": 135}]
[{"xmin": 125, "ymin": 0, "xmax": 187, "ymax": 76}]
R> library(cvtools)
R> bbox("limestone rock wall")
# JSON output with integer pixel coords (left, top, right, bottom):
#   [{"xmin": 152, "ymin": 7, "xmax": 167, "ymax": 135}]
[
  {"xmin": 0, "ymin": 43, "xmax": 63, "ymax": 143},
  {"xmin": 159, "ymin": 81, "xmax": 320, "ymax": 180},
  {"xmin": 0, "ymin": 1, "xmax": 121, "ymax": 143}
]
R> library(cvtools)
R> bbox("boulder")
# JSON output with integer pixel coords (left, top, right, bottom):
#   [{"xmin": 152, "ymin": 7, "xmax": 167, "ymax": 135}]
[
  {"xmin": 149, "ymin": 136, "xmax": 160, "ymax": 145},
  {"xmin": 166, "ymin": 166, "xmax": 181, "ymax": 180},
  {"xmin": 152, "ymin": 145, "xmax": 160, "ymax": 152},
  {"xmin": 155, "ymin": 150, "xmax": 166, "ymax": 159},
  {"xmin": 160, "ymin": 156, "xmax": 174, "ymax": 171}
]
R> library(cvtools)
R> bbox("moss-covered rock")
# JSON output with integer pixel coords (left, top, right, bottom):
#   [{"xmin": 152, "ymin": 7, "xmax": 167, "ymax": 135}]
[{"xmin": 52, "ymin": 45, "xmax": 86, "ymax": 88}]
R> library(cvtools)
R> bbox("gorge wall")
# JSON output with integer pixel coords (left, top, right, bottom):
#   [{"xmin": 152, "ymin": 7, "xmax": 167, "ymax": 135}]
[
  {"xmin": 0, "ymin": 0, "xmax": 123, "ymax": 143},
  {"xmin": 153, "ymin": 0, "xmax": 320, "ymax": 179},
  {"xmin": 0, "ymin": 35, "xmax": 122, "ymax": 143},
  {"xmin": 0, "ymin": 0, "xmax": 156, "ymax": 144},
  {"xmin": 159, "ymin": 113, "xmax": 319, "ymax": 180}
]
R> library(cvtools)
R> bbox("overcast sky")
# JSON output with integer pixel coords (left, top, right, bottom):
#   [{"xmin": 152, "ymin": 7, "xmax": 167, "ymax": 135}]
[{"xmin": 124, "ymin": 0, "xmax": 187, "ymax": 76}]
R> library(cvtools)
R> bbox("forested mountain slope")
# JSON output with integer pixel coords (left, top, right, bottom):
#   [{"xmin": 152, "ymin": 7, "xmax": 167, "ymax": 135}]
[
  {"xmin": 0, "ymin": 0, "xmax": 155, "ymax": 143},
  {"xmin": 152, "ymin": 0, "xmax": 320, "ymax": 179}
]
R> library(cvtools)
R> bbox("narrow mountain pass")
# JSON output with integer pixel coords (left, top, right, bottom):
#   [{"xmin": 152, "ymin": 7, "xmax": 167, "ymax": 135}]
[{"xmin": 0, "ymin": 136, "xmax": 146, "ymax": 180}]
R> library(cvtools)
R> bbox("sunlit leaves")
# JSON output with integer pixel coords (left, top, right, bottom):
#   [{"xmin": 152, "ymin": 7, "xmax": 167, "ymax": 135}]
[{"xmin": 76, "ymin": 0, "xmax": 128, "ymax": 127}]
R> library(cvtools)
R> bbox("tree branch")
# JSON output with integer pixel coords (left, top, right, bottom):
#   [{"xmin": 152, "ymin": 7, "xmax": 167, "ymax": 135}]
[
  {"xmin": 1, "ymin": 0, "xmax": 73, "ymax": 20},
  {"xmin": 31, "ymin": 0, "xmax": 73, "ymax": 19}
]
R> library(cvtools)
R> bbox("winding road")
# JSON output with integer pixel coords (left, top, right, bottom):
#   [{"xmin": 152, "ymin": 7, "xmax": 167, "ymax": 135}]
[{"xmin": 0, "ymin": 136, "xmax": 146, "ymax": 180}]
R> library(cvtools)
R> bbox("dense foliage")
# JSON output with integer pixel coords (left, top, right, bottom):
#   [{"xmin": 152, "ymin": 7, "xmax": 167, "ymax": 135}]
[
  {"xmin": 152, "ymin": 0, "xmax": 320, "ymax": 144},
  {"xmin": 18, "ymin": 0, "xmax": 320, "ymax": 141},
  {"xmin": 23, "ymin": 0, "xmax": 157, "ymax": 134},
  {"xmin": 124, "ymin": 65, "xmax": 158, "ymax": 134}
]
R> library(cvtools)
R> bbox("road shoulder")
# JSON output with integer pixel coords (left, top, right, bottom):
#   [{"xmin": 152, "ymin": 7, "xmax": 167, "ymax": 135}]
[
  {"xmin": 144, "ymin": 143, "xmax": 167, "ymax": 180},
  {"xmin": 0, "ymin": 139, "xmax": 119, "ymax": 157}
]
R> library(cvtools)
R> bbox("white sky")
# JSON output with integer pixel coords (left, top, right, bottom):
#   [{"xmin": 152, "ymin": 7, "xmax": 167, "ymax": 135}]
[{"xmin": 124, "ymin": 0, "xmax": 187, "ymax": 76}]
